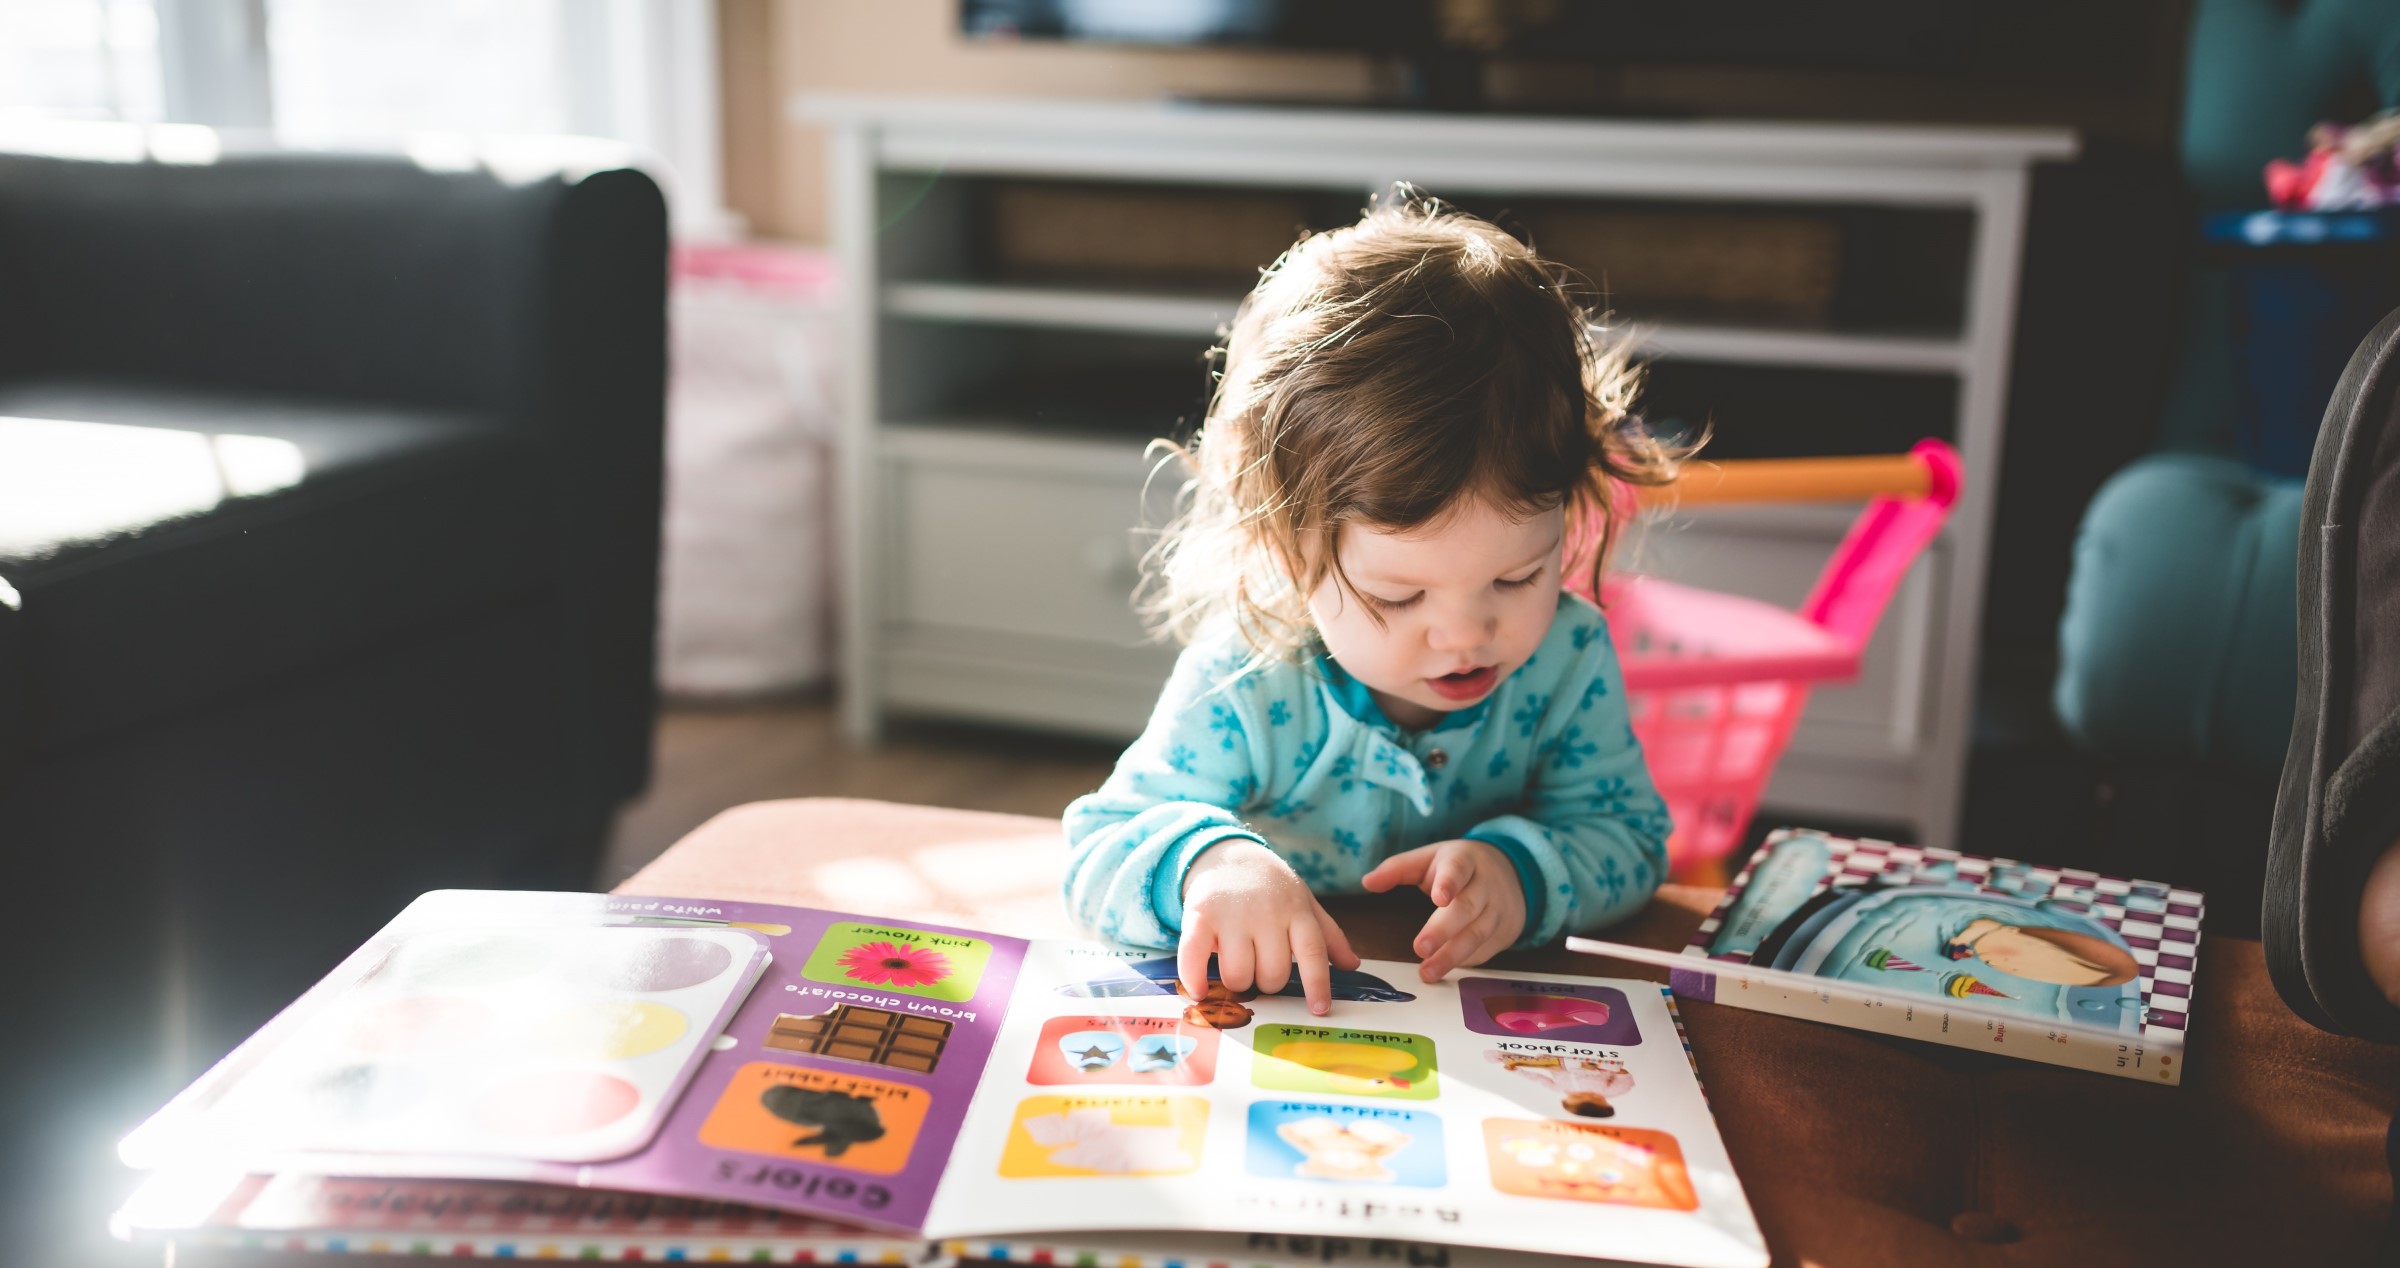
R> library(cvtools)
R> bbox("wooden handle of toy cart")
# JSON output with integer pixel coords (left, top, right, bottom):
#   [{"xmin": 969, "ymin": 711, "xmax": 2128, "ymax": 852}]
[{"xmin": 1639, "ymin": 451, "xmax": 1938, "ymax": 509}]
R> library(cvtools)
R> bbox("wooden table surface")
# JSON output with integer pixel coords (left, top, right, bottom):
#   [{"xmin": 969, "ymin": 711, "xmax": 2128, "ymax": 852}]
[{"xmin": 168, "ymin": 797, "xmax": 2400, "ymax": 1268}]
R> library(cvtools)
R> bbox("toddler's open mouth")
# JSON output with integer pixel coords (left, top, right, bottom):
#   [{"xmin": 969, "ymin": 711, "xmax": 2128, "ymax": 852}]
[{"xmin": 1426, "ymin": 665, "xmax": 1498, "ymax": 702}]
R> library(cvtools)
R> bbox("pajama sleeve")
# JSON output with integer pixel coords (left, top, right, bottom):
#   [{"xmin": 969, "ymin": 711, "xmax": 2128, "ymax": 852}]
[
  {"xmin": 1464, "ymin": 617, "xmax": 1673, "ymax": 945},
  {"xmin": 1062, "ymin": 643, "xmax": 1272, "ymax": 950}
]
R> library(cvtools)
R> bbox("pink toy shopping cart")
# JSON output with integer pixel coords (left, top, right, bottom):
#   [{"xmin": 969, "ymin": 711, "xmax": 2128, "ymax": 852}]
[{"xmin": 1576, "ymin": 440, "xmax": 1963, "ymax": 882}]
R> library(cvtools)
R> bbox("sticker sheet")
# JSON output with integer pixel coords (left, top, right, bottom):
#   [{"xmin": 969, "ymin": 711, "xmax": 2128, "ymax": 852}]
[
  {"xmin": 122, "ymin": 891, "xmax": 1031, "ymax": 1235},
  {"xmin": 923, "ymin": 943, "xmax": 1766, "ymax": 1267}
]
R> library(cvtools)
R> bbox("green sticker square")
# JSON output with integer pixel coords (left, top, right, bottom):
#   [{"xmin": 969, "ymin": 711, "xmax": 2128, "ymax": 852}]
[
  {"xmin": 1250, "ymin": 1024, "xmax": 1439, "ymax": 1100},
  {"xmin": 800, "ymin": 922, "xmax": 993, "ymax": 1002}
]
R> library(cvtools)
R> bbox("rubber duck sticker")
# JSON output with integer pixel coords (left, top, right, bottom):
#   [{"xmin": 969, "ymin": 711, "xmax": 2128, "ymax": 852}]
[
  {"xmin": 1251, "ymin": 1025, "xmax": 1438, "ymax": 1100},
  {"xmin": 1486, "ymin": 1051, "xmax": 1636, "ymax": 1118},
  {"xmin": 1267, "ymin": 1040, "xmax": 1420, "ymax": 1094}
]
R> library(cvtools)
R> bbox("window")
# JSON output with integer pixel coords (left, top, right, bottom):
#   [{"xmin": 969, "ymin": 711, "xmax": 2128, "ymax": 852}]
[
  {"xmin": 0, "ymin": 0, "xmax": 730, "ymax": 236},
  {"xmin": 265, "ymin": 0, "xmax": 575, "ymax": 139},
  {"xmin": 0, "ymin": 0, "xmax": 165, "ymax": 124}
]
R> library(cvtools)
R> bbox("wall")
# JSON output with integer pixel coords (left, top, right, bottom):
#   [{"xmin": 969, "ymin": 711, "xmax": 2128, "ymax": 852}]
[
  {"xmin": 720, "ymin": 0, "xmax": 1381, "ymax": 243},
  {"xmin": 720, "ymin": 0, "xmax": 2187, "ymax": 245}
]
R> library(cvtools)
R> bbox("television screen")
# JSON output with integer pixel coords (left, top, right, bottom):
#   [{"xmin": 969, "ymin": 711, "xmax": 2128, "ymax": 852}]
[{"xmin": 959, "ymin": 0, "xmax": 2154, "ymax": 80}]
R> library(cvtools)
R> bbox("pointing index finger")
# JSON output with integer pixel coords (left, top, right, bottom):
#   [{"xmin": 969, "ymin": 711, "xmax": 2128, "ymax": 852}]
[
  {"xmin": 1291, "ymin": 918, "xmax": 1333, "ymax": 1017},
  {"xmin": 1177, "ymin": 920, "xmax": 1214, "ymax": 1002}
]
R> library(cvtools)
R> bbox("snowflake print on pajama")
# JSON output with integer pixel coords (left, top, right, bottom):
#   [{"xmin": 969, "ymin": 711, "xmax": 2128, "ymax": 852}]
[{"xmin": 1064, "ymin": 592, "xmax": 1672, "ymax": 952}]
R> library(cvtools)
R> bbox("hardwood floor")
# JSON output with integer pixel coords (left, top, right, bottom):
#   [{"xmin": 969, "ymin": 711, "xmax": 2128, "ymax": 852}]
[{"xmin": 600, "ymin": 693, "xmax": 1123, "ymax": 884}]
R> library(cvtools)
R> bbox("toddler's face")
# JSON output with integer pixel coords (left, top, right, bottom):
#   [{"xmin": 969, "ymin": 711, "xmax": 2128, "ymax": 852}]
[{"xmin": 1307, "ymin": 496, "xmax": 1564, "ymax": 731}]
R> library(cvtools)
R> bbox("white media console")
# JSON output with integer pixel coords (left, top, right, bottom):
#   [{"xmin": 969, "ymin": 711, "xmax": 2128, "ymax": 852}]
[{"xmin": 802, "ymin": 95, "xmax": 2074, "ymax": 850}]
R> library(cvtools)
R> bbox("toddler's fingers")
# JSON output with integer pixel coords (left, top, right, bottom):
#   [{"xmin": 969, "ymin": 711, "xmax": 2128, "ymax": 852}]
[
  {"xmin": 1360, "ymin": 845, "xmax": 1435, "ymax": 894},
  {"xmin": 1215, "ymin": 932, "xmax": 1257, "ymax": 996},
  {"xmin": 1461, "ymin": 922, "xmax": 1517, "ymax": 970},
  {"xmin": 1420, "ymin": 912, "xmax": 1499, "ymax": 982},
  {"xmin": 1177, "ymin": 920, "xmax": 1215, "ymax": 1001},
  {"xmin": 1313, "ymin": 905, "xmax": 1363, "ymax": 971},
  {"xmin": 1411, "ymin": 891, "xmax": 1483, "ymax": 959},
  {"xmin": 1428, "ymin": 845, "xmax": 1478, "ymax": 907},
  {"xmin": 1252, "ymin": 930, "xmax": 1293, "ymax": 998},
  {"xmin": 1291, "ymin": 918, "xmax": 1333, "ymax": 1016}
]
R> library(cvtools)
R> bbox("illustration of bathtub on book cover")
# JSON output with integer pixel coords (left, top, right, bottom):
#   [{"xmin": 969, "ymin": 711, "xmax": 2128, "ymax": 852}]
[{"xmin": 1577, "ymin": 830, "xmax": 2202, "ymax": 1084}]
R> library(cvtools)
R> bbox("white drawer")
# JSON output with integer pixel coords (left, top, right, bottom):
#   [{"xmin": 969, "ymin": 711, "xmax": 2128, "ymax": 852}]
[{"xmin": 881, "ymin": 427, "xmax": 1166, "ymax": 648}]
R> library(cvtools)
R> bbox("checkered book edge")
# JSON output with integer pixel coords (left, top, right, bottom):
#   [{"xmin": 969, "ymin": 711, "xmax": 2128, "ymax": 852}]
[
  {"xmin": 1684, "ymin": 830, "xmax": 2204, "ymax": 1043},
  {"xmin": 1661, "ymin": 987, "xmax": 1708, "ymax": 1106}
]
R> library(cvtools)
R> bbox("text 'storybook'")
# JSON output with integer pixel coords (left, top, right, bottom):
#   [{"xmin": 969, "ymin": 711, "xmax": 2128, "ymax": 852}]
[
  {"xmin": 1574, "ymin": 829, "xmax": 2201, "ymax": 1083},
  {"xmin": 119, "ymin": 889, "xmax": 1766, "ymax": 1267}
]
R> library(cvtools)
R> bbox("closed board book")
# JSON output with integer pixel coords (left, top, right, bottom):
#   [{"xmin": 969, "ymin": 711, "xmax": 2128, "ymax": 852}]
[
  {"xmin": 1573, "ymin": 829, "xmax": 2203, "ymax": 1084},
  {"xmin": 118, "ymin": 889, "xmax": 1766, "ymax": 1267}
]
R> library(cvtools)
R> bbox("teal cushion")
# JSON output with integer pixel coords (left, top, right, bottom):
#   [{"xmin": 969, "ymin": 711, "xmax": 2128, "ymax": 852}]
[
  {"xmin": 2181, "ymin": 0, "xmax": 2400, "ymax": 210},
  {"xmin": 2055, "ymin": 453, "xmax": 2300, "ymax": 776}
]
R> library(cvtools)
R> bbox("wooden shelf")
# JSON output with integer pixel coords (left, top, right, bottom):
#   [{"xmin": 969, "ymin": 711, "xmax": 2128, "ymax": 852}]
[
  {"xmin": 826, "ymin": 97, "xmax": 2073, "ymax": 848},
  {"xmin": 882, "ymin": 280, "xmax": 1967, "ymax": 373},
  {"xmin": 884, "ymin": 281, "xmax": 1233, "ymax": 338}
]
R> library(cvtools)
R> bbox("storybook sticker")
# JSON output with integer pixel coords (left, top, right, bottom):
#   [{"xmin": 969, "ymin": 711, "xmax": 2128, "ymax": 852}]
[
  {"xmin": 1483, "ymin": 1047, "xmax": 1638, "ymax": 1119},
  {"xmin": 1246, "ymin": 1100, "xmax": 1446, "ymax": 1187},
  {"xmin": 1459, "ymin": 978, "xmax": 1641, "ymax": 1045},
  {"xmin": 1250, "ymin": 1025, "xmax": 1438, "ymax": 1100},
  {"xmin": 1482, "ymin": 1119, "xmax": 1696, "ymax": 1210},
  {"xmin": 697, "ymin": 1063, "xmax": 929, "ymax": 1175},
  {"xmin": 1027, "ymin": 1015, "xmax": 1219, "ymax": 1086},
  {"xmin": 999, "ymin": 1094, "xmax": 1209, "ymax": 1178},
  {"xmin": 801, "ymin": 922, "xmax": 992, "ymax": 1003}
]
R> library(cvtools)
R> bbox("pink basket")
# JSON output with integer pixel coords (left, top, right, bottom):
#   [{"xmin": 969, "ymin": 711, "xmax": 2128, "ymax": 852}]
[{"xmin": 1580, "ymin": 440, "xmax": 1962, "ymax": 873}]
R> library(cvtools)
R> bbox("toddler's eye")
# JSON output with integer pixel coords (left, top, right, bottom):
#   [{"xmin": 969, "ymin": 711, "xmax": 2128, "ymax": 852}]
[
  {"xmin": 1497, "ymin": 569, "xmax": 1544, "ymax": 589},
  {"xmin": 1364, "ymin": 590, "xmax": 1422, "ymax": 611}
]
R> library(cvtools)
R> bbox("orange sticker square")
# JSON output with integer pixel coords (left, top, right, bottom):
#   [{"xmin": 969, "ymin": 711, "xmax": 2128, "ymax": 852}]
[
  {"xmin": 1482, "ymin": 1119, "xmax": 1697, "ymax": 1210},
  {"xmin": 697, "ymin": 1062, "xmax": 929, "ymax": 1175},
  {"xmin": 998, "ymin": 1094, "xmax": 1209, "ymax": 1178}
]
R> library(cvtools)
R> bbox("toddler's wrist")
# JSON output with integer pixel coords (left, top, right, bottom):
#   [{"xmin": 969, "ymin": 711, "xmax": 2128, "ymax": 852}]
[{"xmin": 1182, "ymin": 836, "xmax": 1276, "ymax": 897}]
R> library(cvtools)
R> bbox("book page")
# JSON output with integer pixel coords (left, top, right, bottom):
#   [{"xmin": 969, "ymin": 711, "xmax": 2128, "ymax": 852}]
[
  {"xmin": 921, "ymin": 943, "xmax": 1766, "ymax": 1268},
  {"xmin": 121, "ymin": 892, "xmax": 1033, "ymax": 1236}
]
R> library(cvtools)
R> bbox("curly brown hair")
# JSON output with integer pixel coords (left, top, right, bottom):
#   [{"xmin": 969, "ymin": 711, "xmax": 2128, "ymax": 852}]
[{"xmin": 1142, "ymin": 191, "xmax": 1691, "ymax": 660}]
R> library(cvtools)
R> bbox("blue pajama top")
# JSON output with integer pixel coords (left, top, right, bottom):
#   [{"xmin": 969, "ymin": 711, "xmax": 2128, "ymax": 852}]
[{"xmin": 1062, "ymin": 591, "xmax": 1672, "ymax": 952}]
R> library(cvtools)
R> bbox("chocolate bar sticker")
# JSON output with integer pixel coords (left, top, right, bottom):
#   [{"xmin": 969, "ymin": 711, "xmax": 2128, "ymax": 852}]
[{"xmin": 764, "ymin": 1005, "xmax": 951, "ymax": 1075}]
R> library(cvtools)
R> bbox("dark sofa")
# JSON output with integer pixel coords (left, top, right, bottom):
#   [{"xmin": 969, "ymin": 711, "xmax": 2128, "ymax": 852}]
[{"xmin": 0, "ymin": 137, "xmax": 666, "ymax": 1264}]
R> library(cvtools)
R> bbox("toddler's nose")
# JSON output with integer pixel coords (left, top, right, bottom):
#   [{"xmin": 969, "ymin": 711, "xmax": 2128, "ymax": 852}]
[{"xmin": 1426, "ymin": 602, "xmax": 1497, "ymax": 653}]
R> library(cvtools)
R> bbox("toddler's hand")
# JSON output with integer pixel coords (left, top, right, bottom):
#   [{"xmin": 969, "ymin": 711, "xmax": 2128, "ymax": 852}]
[
  {"xmin": 1361, "ymin": 838, "xmax": 1527, "ymax": 982},
  {"xmin": 1179, "ymin": 839, "xmax": 1361, "ymax": 1015}
]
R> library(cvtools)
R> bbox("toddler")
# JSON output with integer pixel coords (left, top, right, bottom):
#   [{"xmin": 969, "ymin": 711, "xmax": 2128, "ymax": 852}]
[{"xmin": 1063, "ymin": 195, "xmax": 1682, "ymax": 1015}]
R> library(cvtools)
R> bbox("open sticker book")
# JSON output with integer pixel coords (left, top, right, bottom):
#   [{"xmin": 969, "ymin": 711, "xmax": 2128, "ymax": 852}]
[{"xmin": 121, "ymin": 890, "xmax": 1765, "ymax": 1267}]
